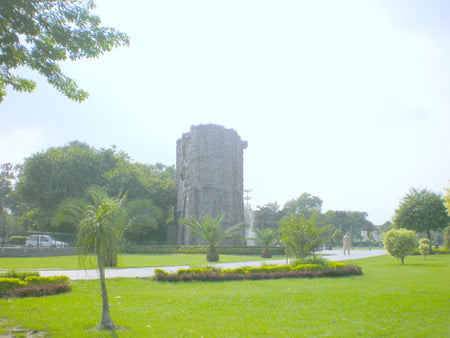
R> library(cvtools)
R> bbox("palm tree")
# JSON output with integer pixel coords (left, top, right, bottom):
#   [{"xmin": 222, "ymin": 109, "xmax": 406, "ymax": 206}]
[
  {"xmin": 254, "ymin": 228, "xmax": 278, "ymax": 258},
  {"xmin": 180, "ymin": 213, "xmax": 244, "ymax": 262},
  {"xmin": 76, "ymin": 186, "xmax": 128, "ymax": 330}
]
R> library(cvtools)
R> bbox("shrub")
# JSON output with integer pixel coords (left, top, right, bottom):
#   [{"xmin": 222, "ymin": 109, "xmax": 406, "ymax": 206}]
[
  {"xmin": 7, "ymin": 284, "xmax": 72, "ymax": 298},
  {"xmin": 24, "ymin": 276, "xmax": 70, "ymax": 286},
  {"xmin": 419, "ymin": 238, "xmax": 430, "ymax": 259},
  {"xmin": 291, "ymin": 264, "xmax": 322, "ymax": 272},
  {"xmin": 0, "ymin": 278, "xmax": 27, "ymax": 296},
  {"xmin": 153, "ymin": 262, "xmax": 362, "ymax": 282},
  {"xmin": 383, "ymin": 228, "xmax": 418, "ymax": 264},
  {"xmin": 292, "ymin": 257, "xmax": 329, "ymax": 267},
  {"xmin": 0, "ymin": 271, "xmax": 39, "ymax": 280}
]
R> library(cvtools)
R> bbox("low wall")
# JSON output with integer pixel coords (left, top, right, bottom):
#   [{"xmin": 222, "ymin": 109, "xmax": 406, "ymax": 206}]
[{"xmin": 0, "ymin": 246, "xmax": 76, "ymax": 257}]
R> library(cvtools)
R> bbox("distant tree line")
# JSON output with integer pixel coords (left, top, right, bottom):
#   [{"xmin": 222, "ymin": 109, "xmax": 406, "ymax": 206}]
[
  {"xmin": 0, "ymin": 141, "xmax": 176, "ymax": 243},
  {"xmin": 253, "ymin": 193, "xmax": 378, "ymax": 250}
]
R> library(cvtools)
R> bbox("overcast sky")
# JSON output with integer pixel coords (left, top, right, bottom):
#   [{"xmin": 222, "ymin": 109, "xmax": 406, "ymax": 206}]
[{"xmin": 1, "ymin": 0, "xmax": 449, "ymax": 225}]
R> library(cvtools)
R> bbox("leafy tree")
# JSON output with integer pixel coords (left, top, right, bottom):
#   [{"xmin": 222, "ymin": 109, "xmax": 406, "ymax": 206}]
[
  {"xmin": 179, "ymin": 213, "xmax": 244, "ymax": 262},
  {"xmin": 323, "ymin": 210, "xmax": 373, "ymax": 241},
  {"xmin": 124, "ymin": 199, "xmax": 164, "ymax": 243},
  {"xmin": 382, "ymin": 228, "xmax": 418, "ymax": 264},
  {"xmin": 419, "ymin": 238, "xmax": 430, "ymax": 259},
  {"xmin": 253, "ymin": 202, "xmax": 283, "ymax": 231},
  {"xmin": 0, "ymin": 163, "xmax": 18, "ymax": 242},
  {"xmin": 15, "ymin": 142, "xmax": 122, "ymax": 230},
  {"xmin": 76, "ymin": 186, "xmax": 128, "ymax": 330},
  {"xmin": 393, "ymin": 188, "xmax": 449, "ymax": 245},
  {"xmin": 279, "ymin": 213, "xmax": 325, "ymax": 258},
  {"xmin": 443, "ymin": 226, "xmax": 450, "ymax": 252},
  {"xmin": 253, "ymin": 228, "xmax": 279, "ymax": 258},
  {"xmin": 0, "ymin": 0, "xmax": 129, "ymax": 102},
  {"xmin": 444, "ymin": 182, "xmax": 450, "ymax": 217},
  {"xmin": 331, "ymin": 228, "xmax": 343, "ymax": 247},
  {"xmin": 282, "ymin": 193, "xmax": 322, "ymax": 218}
]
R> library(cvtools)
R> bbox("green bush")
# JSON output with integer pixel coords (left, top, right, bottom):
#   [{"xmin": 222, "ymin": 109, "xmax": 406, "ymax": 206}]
[
  {"xmin": 292, "ymin": 257, "xmax": 329, "ymax": 267},
  {"xmin": 0, "ymin": 271, "xmax": 39, "ymax": 280},
  {"xmin": 0, "ymin": 278, "xmax": 27, "ymax": 296},
  {"xmin": 24, "ymin": 276, "xmax": 70, "ymax": 286},
  {"xmin": 153, "ymin": 261, "xmax": 361, "ymax": 282},
  {"xmin": 291, "ymin": 264, "xmax": 322, "ymax": 272}
]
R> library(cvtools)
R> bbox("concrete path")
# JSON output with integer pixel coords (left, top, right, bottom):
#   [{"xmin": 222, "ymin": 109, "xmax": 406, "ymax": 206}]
[{"xmin": 39, "ymin": 249, "xmax": 387, "ymax": 280}]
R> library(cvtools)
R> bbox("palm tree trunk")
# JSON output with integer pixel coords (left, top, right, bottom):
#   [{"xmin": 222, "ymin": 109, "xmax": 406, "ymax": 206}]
[{"xmin": 97, "ymin": 253, "xmax": 115, "ymax": 330}]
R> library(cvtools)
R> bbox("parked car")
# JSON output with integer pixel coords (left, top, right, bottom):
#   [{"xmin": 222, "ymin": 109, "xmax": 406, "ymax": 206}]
[{"xmin": 25, "ymin": 235, "xmax": 68, "ymax": 248}]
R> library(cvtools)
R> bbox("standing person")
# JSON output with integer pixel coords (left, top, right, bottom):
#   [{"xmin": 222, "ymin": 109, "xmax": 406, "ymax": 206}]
[{"xmin": 343, "ymin": 233, "xmax": 351, "ymax": 255}]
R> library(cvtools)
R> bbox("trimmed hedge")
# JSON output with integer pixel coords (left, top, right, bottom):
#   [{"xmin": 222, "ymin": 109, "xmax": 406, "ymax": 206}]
[
  {"xmin": 124, "ymin": 244, "xmax": 286, "ymax": 256},
  {"xmin": 0, "ymin": 272, "xmax": 71, "ymax": 298},
  {"xmin": 7, "ymin": 284, "xmax": 72, "ymax": 298},
  {"xmin": 0, "ymin": 278, "xmax": 27, "ymax": 296},
  {"xmin": 24, "ymin": 276, "xmax": 70, "ymax": 286},
  {"xmin": 154, "ymin": 262, "xmax": 362, "ymax": 282},
  {"xmin": 0, "ymin": 271, "xmax": 39, "ymax": 280}
]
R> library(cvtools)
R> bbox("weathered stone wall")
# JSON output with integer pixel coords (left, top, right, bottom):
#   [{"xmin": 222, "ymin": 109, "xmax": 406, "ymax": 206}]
[{"xmin": 175, "ymin": 124, "xmax": 247, "ymax": 245}]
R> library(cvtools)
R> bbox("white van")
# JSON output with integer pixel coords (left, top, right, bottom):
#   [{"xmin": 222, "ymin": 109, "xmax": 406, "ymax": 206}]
[{"xmin": 25, "ymin": 235, "xmax": 68, "ymax": 248}]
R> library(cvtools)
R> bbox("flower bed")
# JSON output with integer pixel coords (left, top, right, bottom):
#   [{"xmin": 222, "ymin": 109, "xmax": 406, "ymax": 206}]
[
  {"xmin": 153, "ymin": 262, "xmax": 362, "ymax": 282},
  {"xmin": 0, "ymin": 271, "xmax": 71, "ymax": 298}
]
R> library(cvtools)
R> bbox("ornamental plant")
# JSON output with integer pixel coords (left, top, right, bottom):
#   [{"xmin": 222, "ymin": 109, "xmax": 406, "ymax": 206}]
[
  {"xmin": 382, "ymin": 228, "xmax": 418, "ymax": 264},
  {"xmin": 419, "ymin": 238, "xmax": 430, "ymax": 259}
]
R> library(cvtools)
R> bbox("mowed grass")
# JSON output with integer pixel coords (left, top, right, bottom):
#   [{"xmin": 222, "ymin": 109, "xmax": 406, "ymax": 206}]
[
  {"xmin": 0, "ymin": 255, "xmax": 449, "ymax": 337},
  {"xmin": 0, "ymin": 254, "xmax": 285, "ymax": 270}
]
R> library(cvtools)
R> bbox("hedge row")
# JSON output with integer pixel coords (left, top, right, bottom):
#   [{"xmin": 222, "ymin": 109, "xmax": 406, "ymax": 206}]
[
  {"xmin": 124, "ymin": 244, "xmax": 286, "ymax": 255},
  {"xmin": 154, "ymin": 263, "xmax": 362, "ymax": 282},
  {"xmin": 0, "ymin": 271, "xmax": 71, "ymax": 298}
]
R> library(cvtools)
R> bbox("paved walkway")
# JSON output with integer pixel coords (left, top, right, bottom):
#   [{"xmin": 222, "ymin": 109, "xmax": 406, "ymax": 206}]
[{"xmin": 39, "ymin": 249, "xmax": 387, "ymax": 280}]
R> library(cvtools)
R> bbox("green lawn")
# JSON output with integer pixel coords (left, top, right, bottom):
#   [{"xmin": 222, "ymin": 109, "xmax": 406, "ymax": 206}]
[
  {"xmin": 0, "ymin": 254, "xmax": 286, "ymax": 270},
  {"xmin": 0, "ymin": 255, "xmax": 449, "ymax": 337}
]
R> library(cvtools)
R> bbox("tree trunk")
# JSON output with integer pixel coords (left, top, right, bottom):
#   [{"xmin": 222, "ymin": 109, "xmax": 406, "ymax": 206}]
[
  {"xmin": 97, "ymin": 253, "xmax": 115, "ymax": 330},
  {"xmin": 206, "ymin": 246, "xmax": 219, "ymax": 262},
  {"xmin": 427, "ymin": 230, "xmax": 433, "ymax": 254},
  {"xmin": 261, "ymin": 247, "xmax": 272, "ymax": 258}
]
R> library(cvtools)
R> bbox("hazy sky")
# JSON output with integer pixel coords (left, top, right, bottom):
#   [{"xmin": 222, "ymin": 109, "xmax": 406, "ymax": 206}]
[{"xmin": 1, "ymin": 0, "xmax": 449, "ymax": 225}]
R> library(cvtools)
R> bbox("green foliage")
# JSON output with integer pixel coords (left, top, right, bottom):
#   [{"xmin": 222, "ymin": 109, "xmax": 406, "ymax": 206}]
[
  {"xmin": 323, "ymin": 210, "xmax": 374, "ymax": 241},
  {"xmin": 253, "ymin": 202, "xmax": 284, "ymax": 231},
  {"xmin": 24, "ymin": 276, "xmax": 70, "ymax": 286},
  {"xmin": 0, "ymin": 271, "xmax": 70, "ymax": 298},
  {"xmin": 282, "ymin": 193, "xmax": 322, "ymax": 218},
  {"xmin": 180, "ymin": 213, "xmax": 245, "ymax": 262},
  {"xmin": 394, "ymin": 188, "xmax": 449, "ymax": 242},
  {"xmin": 444, "ymin": 182, "xmax": 450, "ymax": 217},
  {"xmin": 76, "ymin": 185, "xmax": 129, "ymax": 329},
  {"xmin": 153, "ymin": 262, "xmax": 362, "ymax": 282},
  {"xmin": 0, "ymin": 270, "xmax": 39, "ymax": 280},
  {"xmin": 382, "ymin": 228, "xmax": 418, "ymax": 264},
  {"xmin": 0, "ymin": 278, "xmax": 26, "ymax": 296},
  {"xmin": 444, "ymin": 226, "xmax": 450, "ymax": 252},
  {"xmin": 253, "ymin": 227, "xmax": 279, "ymax": 258},
  {"xmin": 14, "ymin": 142, "xmax": 176, "ymax": 240},
  {"xmin": 418, "ymin": 238, "xmax": 430, "ymax": 259},
  {"xmin": 279, "ymin": 213, "xmax": 325, "ymax": 258},
  {"xmin": 0, "ymin": 0, "xmax": 129, "ymax": 102}
]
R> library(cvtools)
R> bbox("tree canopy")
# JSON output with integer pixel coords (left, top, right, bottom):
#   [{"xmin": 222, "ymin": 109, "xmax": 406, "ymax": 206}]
[
  {"xmin": 11, "ymin": 141, "xmax": 175, "ymax": 242},
  {"xmin": 393, "ymin": 188, "xmax": 449, "ymax": 241},
  {"xmin": 0, "ymin": 0, "xmax": 129, "ymax": 102}
]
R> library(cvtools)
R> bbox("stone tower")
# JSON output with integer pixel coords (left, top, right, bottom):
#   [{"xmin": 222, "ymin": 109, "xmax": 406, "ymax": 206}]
[{"xmin": 175, "ymin": 124, "xmax": 247, "ymax": 245}]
